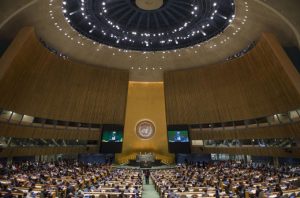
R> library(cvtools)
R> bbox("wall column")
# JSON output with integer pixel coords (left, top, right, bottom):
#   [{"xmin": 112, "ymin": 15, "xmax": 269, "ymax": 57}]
[{"xmin": 116, "ymin": 82, "xmax": 174, "ymax": 164}]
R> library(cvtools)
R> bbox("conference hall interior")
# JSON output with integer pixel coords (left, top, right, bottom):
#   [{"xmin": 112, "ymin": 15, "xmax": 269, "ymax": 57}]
[{"xmin": 1, "ymin": 0, "xmax": 300, "ymax": 197}]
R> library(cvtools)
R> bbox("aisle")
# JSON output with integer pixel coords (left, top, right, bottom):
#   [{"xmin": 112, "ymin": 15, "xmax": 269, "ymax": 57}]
[{"xmin": 142, "ymin": 178, "xmax": 160, "ymax": 198}]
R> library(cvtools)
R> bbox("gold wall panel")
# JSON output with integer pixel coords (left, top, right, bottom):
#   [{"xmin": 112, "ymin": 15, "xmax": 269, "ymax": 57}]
[
  {"xmin": 0, "ymin": 27, "xmax": 129, "ymax": 124},
  {"xmin": 116, "ymin": 82, "xmax": 174, "ymax": 164},
  {"xmin": 164, "ymin": 33, "xmax": 300, "ymax": 124}
]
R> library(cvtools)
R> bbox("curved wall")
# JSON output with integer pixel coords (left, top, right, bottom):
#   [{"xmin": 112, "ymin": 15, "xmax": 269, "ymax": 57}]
[
  {"xmin": 0, "ymin": 146, "xmax": 99, "ymax": 158},
  {"xmin": 0, "ymin": 27, "xmax": 129, "ymax": 124},
  {"xmin": 190, "ymin": 122, "xmax": 300, "ymax": 141},
  {"xmin": 164, "ymin": 33, "xmax": 300, "ymax": 124},
  {"xmin": 0, "ymin": 123, "xmax": 100, "ymax": 140},
  {"xmin": 192, "ymin": 146, "xmax": 300, "ymax": 158}
]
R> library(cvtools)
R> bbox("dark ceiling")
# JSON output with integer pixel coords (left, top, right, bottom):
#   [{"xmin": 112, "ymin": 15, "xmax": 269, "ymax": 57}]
[{"xmin": 63, "ymin": 0, "xmax": 235, "ymax": 51}]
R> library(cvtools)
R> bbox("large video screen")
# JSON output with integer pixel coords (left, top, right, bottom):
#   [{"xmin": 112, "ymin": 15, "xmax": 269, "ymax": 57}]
[
  {"xmin": 168, "ymin": 130, "xmax": 189, "ymax": 143},
  {"xmin": 100, "ymin": 125, "xmax": 123, "ymax": 153},
  {"xmin": 102, "ymin": 130, "xmax": 123, "ymax": 142},
  {"xmin": 168, "ymin": 125, "xmax": 191, "ymax": 154}
]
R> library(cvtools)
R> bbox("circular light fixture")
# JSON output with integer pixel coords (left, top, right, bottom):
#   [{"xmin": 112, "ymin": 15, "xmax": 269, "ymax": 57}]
[{"xmin": 63, "ymin": 0, "xmax": 235, "ymax": 51}]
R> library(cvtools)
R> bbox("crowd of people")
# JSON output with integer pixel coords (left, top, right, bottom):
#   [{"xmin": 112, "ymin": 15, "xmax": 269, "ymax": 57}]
[
  {"xmin": 151, "ymin": 161, "xmax": 300, "ymax": 198},
  {"xmin": 0, "ymin": 161, "xmax": 143, "ymax": 197},
  {"xmin": 1, "ymin": 160, "xmax": 300, "ymax": 198}
]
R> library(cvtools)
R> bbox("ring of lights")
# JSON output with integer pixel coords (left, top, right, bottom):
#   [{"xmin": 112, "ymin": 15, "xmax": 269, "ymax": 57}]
[{"xmin": 63, "ymin": 0, "xmax": 235, "ymax": 51}]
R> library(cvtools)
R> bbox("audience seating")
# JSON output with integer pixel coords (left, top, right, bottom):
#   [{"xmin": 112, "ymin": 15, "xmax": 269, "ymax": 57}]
[
  {"xmin": 0, "ymin": 161, "xmax": 143, "ymax": 197},
  {"xmin": 151, "ymin": 162, "xmax": 300, "ymax": 198}
]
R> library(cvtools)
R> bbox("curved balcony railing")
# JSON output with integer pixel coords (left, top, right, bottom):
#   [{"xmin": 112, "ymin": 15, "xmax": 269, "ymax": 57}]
[
  {"xmin": 189, "ymin": 108, "xmax": 300, "ymax": 131},
  {"xmin": 0, "ymin": 137, "xmax": 98, "ymax": 148},
  {"xmin": 193, "ymin": 138, "xmax": 298, "ymax": 148},
  {"xmin": 0, "ymin": 109, "xmax": 101, "ymax": 131}
]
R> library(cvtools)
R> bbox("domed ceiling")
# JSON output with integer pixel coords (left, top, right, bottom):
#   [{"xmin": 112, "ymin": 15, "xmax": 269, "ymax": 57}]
[
  {"xmin": 63, "ymin": 0, "xmax": 235, "ymax": 51},
  {"xmin": 0, "ymin": 0, "xmax": 299, "ymax": 81}
]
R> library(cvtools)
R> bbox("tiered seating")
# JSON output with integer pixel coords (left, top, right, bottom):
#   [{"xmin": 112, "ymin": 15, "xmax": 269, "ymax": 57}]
[
  {"xmin": 0, "ymin": 161, "xmax": 143, "ymax": 197},
  {"xmin": 151, "ymin": 162, "xmax": 300, "ymax": 198}
]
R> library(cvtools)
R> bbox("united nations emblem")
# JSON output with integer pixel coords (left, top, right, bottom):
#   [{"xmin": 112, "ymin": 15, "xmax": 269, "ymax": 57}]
[{"xmin": 136, "ymin": 120, "xmax": 155, "ymax": 139}]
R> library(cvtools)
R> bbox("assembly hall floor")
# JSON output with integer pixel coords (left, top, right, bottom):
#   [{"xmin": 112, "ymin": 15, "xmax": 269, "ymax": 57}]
[{"xmin": 142, "ymin": 179, "xmax": 160, "ymax": 198}]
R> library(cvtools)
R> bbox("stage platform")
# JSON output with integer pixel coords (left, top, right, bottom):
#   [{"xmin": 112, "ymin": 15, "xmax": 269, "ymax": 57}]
[
  {"xmin": 128, "ymin": 159, "xmax": 164, "ymax": 167},
  {"xmin": 113, "ymin": 165, "xmax": 176, "ymax": 170}
]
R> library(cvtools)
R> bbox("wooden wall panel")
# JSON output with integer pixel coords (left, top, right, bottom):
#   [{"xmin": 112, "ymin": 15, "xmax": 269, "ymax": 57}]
[
  {"xmin": 190, "ymin": 122, "xmax": 300, "ymax": 140},
  {"xmin": 0, "ymin": 146, "xmax": 99, "ymax": 158},
  {"xmin": 164, "ymin": 33, "xmax": 300, "ymax": 124},
  {"xmin": 192, "ymin": 146, "xmax": 300, "ymax": 158},
  {"xmin": 0, "ymin": 27, "xmax": 129, "ymax": 124},
  {"xmin": 0, "ymin": 123, "xmax": 100, "ymax": 140}
]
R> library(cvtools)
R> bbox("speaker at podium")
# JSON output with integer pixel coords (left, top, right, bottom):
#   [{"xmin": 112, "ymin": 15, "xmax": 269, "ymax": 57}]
[
  {"xmin": 136, "ymin": 152, "xmax": 154, "ymax": 168},
  {"xmin": 128, "ymin": 152, "xmax": 163, "ymax": 167}
]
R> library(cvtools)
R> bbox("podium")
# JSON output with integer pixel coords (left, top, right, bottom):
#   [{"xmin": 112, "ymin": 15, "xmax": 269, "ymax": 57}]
[
  {"xmin": 136, "ymin": 153, "xmax": 155, "ymax": 163},
  {"xmin": 127, "ymin": 153, "xmax": 163, "ymax": 167},
  {"xmin": 136, "ymin": 153, "xmax": 155, "ymax": 168}
]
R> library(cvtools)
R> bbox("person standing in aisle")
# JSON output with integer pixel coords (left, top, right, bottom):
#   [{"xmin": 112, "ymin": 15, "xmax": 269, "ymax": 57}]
[{"xmin": 145, "ymin": 170, "xmax": 150, "ymax": 184}]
